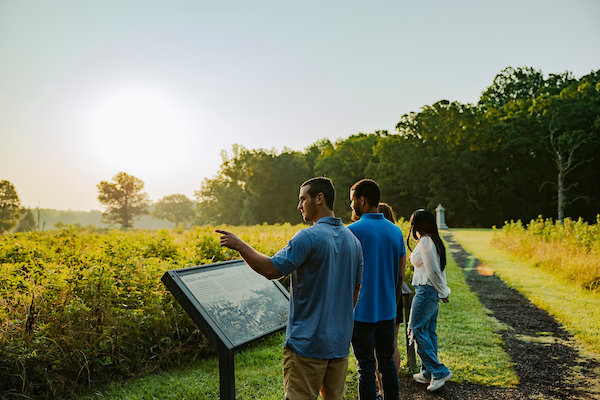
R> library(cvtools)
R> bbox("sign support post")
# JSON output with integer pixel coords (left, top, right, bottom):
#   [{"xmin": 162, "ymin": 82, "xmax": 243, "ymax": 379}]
[{"xmin": 218, "ymin": 343, "xmax": 235, "ymax": 400}]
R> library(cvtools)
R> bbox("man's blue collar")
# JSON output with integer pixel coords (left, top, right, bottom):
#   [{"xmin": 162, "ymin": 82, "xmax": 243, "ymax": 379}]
[
  {"xmin": 359, "ymin": 213, "xmax": 384, "ymax": 219},
  {"xmin": 314, "ymin": 216, "xmax": 343, "ymax": 225}
]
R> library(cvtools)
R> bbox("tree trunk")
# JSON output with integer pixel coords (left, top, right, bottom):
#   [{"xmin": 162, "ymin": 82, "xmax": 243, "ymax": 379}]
[{"xmin": 557, "ymin": 169, "xmax": 565, "ymax": 223}]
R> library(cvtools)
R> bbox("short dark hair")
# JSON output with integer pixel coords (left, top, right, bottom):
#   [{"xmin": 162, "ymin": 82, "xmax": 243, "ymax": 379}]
[
  {"xmin": 301, "ymin": 177, "xmax": 335, "ymax": 210},
  {"xmin": 350, "ymin": 179, "xmax": 380, "ymax": 208}
]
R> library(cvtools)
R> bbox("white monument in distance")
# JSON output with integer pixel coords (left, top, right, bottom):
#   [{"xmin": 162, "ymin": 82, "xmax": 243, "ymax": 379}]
[{"xmin": 435, "ymin": 204, "xmax": 448, "ymax": 230}]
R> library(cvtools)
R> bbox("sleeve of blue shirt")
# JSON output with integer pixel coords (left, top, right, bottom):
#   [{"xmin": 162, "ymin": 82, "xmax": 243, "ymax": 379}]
[
  {"xmin": 356, "ymin": 249, "xmax": 364, "ymax": 285},
  {"xmin": 270, "ymin": 229, "xmax": 312, "ymax": 276}
]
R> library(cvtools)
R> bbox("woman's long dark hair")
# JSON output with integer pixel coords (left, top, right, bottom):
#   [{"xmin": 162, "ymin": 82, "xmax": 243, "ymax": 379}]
[
  {"xmin": 406, "ymin": 209, "xmax": 447, "ymax": 271},
  {"xmin": 378, "ymin": 202, "xmax": 396, "ymax": 223}
]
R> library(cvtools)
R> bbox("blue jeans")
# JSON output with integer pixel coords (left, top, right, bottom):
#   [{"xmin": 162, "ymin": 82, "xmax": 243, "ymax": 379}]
[
  {"xmin": 352, "ymin": 319, "xmax": 399, "ymax": 400},
  {"xmin": 408, "ymin": 285, "xmax": 450, "ymax": 380}
]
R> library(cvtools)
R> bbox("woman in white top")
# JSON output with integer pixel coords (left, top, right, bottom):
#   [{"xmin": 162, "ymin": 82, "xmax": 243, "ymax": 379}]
[{"xmin": 406, "ymin": 209, "xmax": 452, "ymax": 392}]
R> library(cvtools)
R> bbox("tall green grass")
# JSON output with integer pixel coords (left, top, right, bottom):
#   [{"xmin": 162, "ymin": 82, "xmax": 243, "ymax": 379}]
[
  {"xmin": 493, "ymin": 216, "xmax": 600, "ymax": 291},
  {"xmin": 0, "ymin": 224, "xmax": 301, "ymax": 399}
]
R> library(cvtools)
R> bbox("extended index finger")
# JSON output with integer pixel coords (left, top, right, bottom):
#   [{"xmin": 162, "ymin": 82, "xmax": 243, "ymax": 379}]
[{"xmin": 214, "ymin": 229, "xmax": 229, "ymax": 235}]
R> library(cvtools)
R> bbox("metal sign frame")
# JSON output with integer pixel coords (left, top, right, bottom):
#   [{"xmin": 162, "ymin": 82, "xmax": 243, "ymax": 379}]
[{"xmin": 161, "ymin": 259, "xmax": 290, "ymax": 399}]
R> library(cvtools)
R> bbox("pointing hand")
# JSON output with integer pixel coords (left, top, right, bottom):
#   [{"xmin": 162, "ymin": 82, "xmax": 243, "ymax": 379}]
[{"xmin": 215, "ymin": 229, "xmax": 242, "ymax": 250}]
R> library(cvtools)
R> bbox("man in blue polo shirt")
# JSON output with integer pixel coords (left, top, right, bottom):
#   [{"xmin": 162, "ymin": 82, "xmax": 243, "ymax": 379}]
[
  {"xmin": 216, "ymin": 177, "xmax": 363, "ymax": 400},
  {"xmin": 348, "ymin": 179, "xmax": 407, "ymax": 400}
]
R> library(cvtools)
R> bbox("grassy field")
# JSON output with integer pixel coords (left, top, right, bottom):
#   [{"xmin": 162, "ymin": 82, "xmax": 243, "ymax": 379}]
[
  {"xmin": 0, "ymin": 225, "xmax": 302, "ymax": 398},
  {"xmin": 492, "ymin": 217, "xmax": 600, "ymax": 291},
  {"xmin": 75, "ymin": 234, "xmax": 518, "ymax": 399},
  {"xmin": 76, "ymin": 333, "xmax": 285, "ymax": 400},
  {"xmin": 7, "ymin": 224, "xmax": 599, "ymax": 399},
  {"xmin": 451, "ymin": 229, "xmax": 600, "ymax": 356}
]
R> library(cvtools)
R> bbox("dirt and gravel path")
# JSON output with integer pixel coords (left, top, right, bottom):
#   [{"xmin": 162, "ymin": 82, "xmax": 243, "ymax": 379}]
[{"xmin": 397, "ymin": 233, "xmax": 600, "ymax": 400}]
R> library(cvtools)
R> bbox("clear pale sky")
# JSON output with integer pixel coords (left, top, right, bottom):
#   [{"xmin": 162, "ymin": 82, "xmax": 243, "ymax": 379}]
[{"xmin": 1, "ymin": 0, "xmax": 599, "ymax": 212}]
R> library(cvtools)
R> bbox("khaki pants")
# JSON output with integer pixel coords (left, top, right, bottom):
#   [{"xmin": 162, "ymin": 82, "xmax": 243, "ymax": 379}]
[{"xmin": 283, "ymin": 347, "xmax": 348, "ymax": 400}]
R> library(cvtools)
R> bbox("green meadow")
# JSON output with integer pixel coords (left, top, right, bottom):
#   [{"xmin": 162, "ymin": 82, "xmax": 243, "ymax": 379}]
[
  {"xmin": 74, "ymin": 229, "xmax": 519, "ymax": 400},
  {"xmin": 2, "ymin": 223, "xmax": 599, "ymax": 399}
]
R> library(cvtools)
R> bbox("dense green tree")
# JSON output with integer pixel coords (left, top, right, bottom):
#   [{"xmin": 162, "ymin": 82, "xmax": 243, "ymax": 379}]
[
  {"xmin": 193, "ymin": 67, "xmax": 599, "ymax": 227},
  {"xmin": 303, "ymin": 138, "xmax": 333, "ymax": 178},
  {"xmin": 380, "ymin": 101, "xmax": 497, "ymax": 225},
  {"xmin": 239, "ymin": 148, "xmax": 310, "ymax": 225},
  {"xmin": 478, "ymin": 66, "xmax": 546, "ymax": 111},
  {"xmin": 0, "ymin": 180, "xmax": 20, "ymax": 234},
  {"xmin": 480, "ymin": 68, "xmax": 600, "ymax": 223},
  {"xmin": 195, "ymin": 146, "xmax": 249, "ymax": 225},
  {"xmin": 530, "ymin": 71, "xmax": 600, "ymax": 221},
  {"xmin": 366, "ymin": 133, "xmax": 427, "ymax": 220},
  {"xmin": 152, "ymin": 194, "xmax": 196, "ymax": 227},
  {"xmin": 478, "ymin": 68, "xmax": 578, "ymax": 220},
  {"xmin": 195, "ymin": 175, "xmax": 245, "ymax": 226},
  {"xmin": 97, "ymin": 172, "xmax": 150, "ymax": 229},
  {"xmin": 195, "ymin": 145, "xmax": 312, "ymax": 225},
  {"xmin": 474, "ymin": 68, "xmax": 567, "ymax": 223},
  {"xmin": 477, "ymin": 101, "xmax": 548, "ymax": 222},
  {"xmin": 14, "ymin": 208, "xmax": 37, "ymax": 232},
  {"xmin": 371, "ymin": 68, "xmax": 598, "ymax": 226},
  {"xmin": 314, "ymin": 132, "xmax": 385, "ymax": 221}
]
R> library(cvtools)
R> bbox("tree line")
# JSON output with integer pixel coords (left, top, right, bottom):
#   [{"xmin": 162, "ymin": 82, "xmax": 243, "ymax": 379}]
[
  {"xmin": 1, "ymin": 66, "xmax": 598, "ymax": 231},
  {"xmin": 196, "ymin": 66, "xmax": 600, "ymax": 227},
  {"xmin": 0, "ymin": 174, "xmax": 196, "ymax": 233}
]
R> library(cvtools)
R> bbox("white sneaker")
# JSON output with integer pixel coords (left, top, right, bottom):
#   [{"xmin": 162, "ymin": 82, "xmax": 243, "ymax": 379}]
[
  {"xmin": 412, "ymin": 372, "xmax": 431, "ymax": 384},
  {"xmin": 427, "ymin": 371, "xmax": 453, "ymax": 391}
]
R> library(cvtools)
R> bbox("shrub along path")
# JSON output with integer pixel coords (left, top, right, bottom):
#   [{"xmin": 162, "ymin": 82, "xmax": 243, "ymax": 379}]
[{"xmin": 397, "ymin": 233, "xmax": 600, "ymax": 400}]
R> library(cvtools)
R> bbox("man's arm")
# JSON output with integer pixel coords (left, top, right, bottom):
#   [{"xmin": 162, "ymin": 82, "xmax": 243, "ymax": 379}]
[
  {"xmin": 396, "ymin": 255, "xmax": 407, "ymax": 305},
  {"xmin": 354, "ymin": 284, "xmax": 361, "ymax": 308},
  {"xmin": 215, "ymin": 229, "xmax": 283, "ymax": 280}
]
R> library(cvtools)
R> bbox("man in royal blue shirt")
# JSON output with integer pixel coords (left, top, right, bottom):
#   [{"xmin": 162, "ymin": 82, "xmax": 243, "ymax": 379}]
[
  {"xmin": 348, "ymin": 179, "xmax": 407, "ymax": 400},
  {"xmin": 216, "ymin": 177, "xmax": 364, "ymax": 400}
]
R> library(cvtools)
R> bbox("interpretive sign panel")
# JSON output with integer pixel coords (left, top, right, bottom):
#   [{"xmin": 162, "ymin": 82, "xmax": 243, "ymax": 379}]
[
  {"xmin": 161, "ymin": 259, "xmax": 289, "ymax": 350},
  {"xmin": 162, "ymin": 259, "xmax": 290, "ymax": 399}
]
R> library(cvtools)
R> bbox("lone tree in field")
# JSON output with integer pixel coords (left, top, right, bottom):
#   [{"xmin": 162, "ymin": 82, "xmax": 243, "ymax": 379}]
[
  {"xmin": 97, "ymin": 172, "xmax": 150, "ymax": 229},
  {"xmin": 0, "ymin": 180, "xmax": 21, "ymax": 234},
  {"xmin": 152, "ymin": 194, "xmax": 196, "ymax": 227},
  {"xmin": 15, "ymin": 208, "xmax": 37, "ymax": 233}
]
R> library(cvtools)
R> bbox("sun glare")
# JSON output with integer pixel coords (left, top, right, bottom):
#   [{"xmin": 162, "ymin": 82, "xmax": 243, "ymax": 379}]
[{"xmin": 86, "ymin": 85, "xmax": 194, "ymax": 176}]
